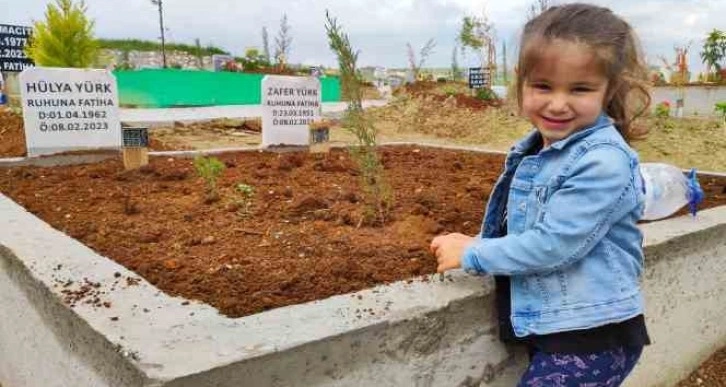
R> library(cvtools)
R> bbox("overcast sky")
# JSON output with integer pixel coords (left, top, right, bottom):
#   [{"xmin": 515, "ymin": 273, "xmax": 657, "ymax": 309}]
[{"xmin": 2, "ymin": 0, "xmax": 724, "ymax": 72}]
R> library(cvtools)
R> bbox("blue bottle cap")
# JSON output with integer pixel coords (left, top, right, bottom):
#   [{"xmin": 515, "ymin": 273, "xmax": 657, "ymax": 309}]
[{"xmin": 687, "ymin": 169, "xmax": 705, "ymax": 217}]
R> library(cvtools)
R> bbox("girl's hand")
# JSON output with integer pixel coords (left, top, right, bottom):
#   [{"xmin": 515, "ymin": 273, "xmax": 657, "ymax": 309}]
[{"xmin": 430, "ymin": 233, "xmax": 475, "ymax": 273}]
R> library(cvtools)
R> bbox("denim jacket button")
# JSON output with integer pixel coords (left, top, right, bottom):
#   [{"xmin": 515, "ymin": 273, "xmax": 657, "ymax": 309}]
[{"xmin": 519, "ymin": 202, "xmax": 526, "ymax": 211}]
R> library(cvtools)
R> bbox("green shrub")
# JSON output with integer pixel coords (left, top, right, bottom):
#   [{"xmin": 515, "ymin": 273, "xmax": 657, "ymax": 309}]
[
  {"xmin": 25, "ymin": 0, "xmax": 99, "ymax": 68},
  {"xmin": 441, "ymin": 85, "xmax": 459, "ymax": 96},
  {"xmin": 325, "ymin": 11, "xmax": 392, "ymax": 226},
  {"xmin": 475, "ymin": 88, "xmax": 496, "ymax": 101},
  {"xmin": 233, "ymin": 183, "xmax": 255, "ymax": 217},
  {"xmin": 715, "ymin": 102, "xmax": 726, "ymax": 115},
  {"xmin": 193, "ymin": 156, "xmax": 225, "ymax": 202},
  {"xmin": 716, "ymin": 102, "xmax": 726, "ymax": 127},
  {"xmin": 654, "ymin": 101, "xmax": 671, "ymax": 118}
]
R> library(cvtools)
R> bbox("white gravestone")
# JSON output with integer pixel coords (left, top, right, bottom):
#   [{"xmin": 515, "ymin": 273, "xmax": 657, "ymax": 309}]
[
  {"xmin": 19, "ymin": 67, "xmax": 122, "ymax": 157},
  {"xmin": 261, "ymin": 75, "xmax": 321, "ymax": 147}
]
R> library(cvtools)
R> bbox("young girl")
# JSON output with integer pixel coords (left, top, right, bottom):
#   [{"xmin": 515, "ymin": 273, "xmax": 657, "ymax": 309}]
[{"xmin": 430, "ymin": 4, "xmax": 651, "ymax": 386}]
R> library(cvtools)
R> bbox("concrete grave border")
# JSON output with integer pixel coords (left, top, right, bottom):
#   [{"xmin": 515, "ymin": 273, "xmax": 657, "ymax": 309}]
[{"xmin": 1, "ymin": 144, "xmax": 725, "ymax": 387}]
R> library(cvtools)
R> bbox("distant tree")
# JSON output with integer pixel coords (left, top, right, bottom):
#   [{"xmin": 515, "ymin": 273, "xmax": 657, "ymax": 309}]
[
  {"xmin": 406, "ymin": 43, "xmax": 416, "ymax": 79},
  {"xmin": 458, "ymin": 13, "xmax": 496, "ymax": 81},
  {"xmin": 194, "ymin": 38, "xmax": 203, "ymax": 68},
  {"xmin": 237, "ymin": 48, "xmax": 268, "ymax": 72},
  {"xmin": 25, "ymin": 0, "xmax": 99, "ymax": 68},
  {"xmin": 274, "ymin": 14, "xmax": 293, "ymax": 67},
  {"xmin": 222, "ymin": 60, "xmax": 239, "ymax": 72},
  {"xmin": 451, "ymin": 45, "xmax": 461, "ymax": 81},
  {"xmin": 458, "ymin": 16, "xmax": 484, "ymax": 55},
  {"xmin": 502, "ymin": 41, "xmax": 508, "ymax": 84},
  {"xmin": 527, "ymin": 0, "xmax": 554, "ymax": 20},
  {"xmin": 406, "ymin": 39, "xmax": 435, "ymax": 80},
  {"xmin": 701, "ymin": 29, "xmax": 726, "ymax": 81},
  {"xmin": 98, "ymin": 39, "xmax": 228, "ymax": 56},
  {"xmin": 116, "ymin": 49, "xmax": 134, "ymax": 70},
  {"xmin": 262, "ymin": 26, "xmax": 271, "ymax": 63}
]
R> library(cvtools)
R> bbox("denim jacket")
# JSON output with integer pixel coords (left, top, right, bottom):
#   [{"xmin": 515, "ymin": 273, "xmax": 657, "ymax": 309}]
[{"xmin": 462, "ymin": 115, "xmax": 646, "ymax": 337}]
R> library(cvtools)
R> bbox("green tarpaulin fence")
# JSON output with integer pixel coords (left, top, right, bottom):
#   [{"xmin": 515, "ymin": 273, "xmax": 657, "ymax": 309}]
[{"xmin": 114, "ymin": 69, "xmax": 341, "ymax": 108}]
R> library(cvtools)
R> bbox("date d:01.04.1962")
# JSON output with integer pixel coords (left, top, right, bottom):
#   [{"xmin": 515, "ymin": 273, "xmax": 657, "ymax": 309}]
[{"xmin": 38, "ymin": 110, "xmax": 108, "ymax": 120}]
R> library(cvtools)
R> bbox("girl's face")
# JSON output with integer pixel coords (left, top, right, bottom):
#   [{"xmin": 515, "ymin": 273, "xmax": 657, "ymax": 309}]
[{"xmin": 521, "ymin": 40, "xmax": 609, "ymax": 147}]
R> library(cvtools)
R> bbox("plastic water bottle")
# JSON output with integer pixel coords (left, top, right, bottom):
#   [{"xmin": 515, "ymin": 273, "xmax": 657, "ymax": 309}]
[{"xmin": 640, "ymin": 163, "xmax": 704, "ymax": 221}]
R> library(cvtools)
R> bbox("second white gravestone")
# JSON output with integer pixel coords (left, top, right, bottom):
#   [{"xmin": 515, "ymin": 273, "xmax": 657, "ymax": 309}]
[{"xmin": 261, "ymin": 75, "xmax": 321, "ymax": 147}]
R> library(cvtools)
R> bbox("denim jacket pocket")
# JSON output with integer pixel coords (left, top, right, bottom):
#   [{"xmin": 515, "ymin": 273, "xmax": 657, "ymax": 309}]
[
  {"xmin": 531, "ymin": 176, "xmax": 561, "ymax": 223},
  {"xmin": 600, "ymin": 238, "xmax": 628, "ymax": 293},
  {"xmin": 508, "ymin": 178, "xmax": 533, "ymax": 234},
  {"xmin": 532, "ymin": 186, "xmax": 548, "ymax": 223}
]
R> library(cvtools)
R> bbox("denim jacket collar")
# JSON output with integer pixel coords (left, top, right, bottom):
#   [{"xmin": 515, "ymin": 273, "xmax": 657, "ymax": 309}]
[{"xmin": 511, "ymin": 114, "xmax": 614, "ymax": 155}]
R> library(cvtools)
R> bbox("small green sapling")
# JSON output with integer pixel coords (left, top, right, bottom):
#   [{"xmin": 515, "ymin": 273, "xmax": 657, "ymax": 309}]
[{"xmin": 193, "ymin": 156, "xmax": 225, "ymax": 202}]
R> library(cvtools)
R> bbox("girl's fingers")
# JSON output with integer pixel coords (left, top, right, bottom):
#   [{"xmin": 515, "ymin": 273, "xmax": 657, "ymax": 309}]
[
  {"xmin": 429, "ymin": 235, "xmax": 445, "ymax": 255},
  {"xmin": 437, "ymin": 260, "xmax": 455, "ymax": 273}
]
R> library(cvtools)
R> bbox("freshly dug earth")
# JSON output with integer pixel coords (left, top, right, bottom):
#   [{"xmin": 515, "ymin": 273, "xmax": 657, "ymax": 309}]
[
  {"xmin": 1, "ymin": 147, "xmax": 726, "ymax": 318},
  {"xmin": 678, "ymin": 347, "xmax": 726, "ymax": 386},
  {"xmin": 0, "ymin": 147, "xmax": 498, "ymax": 317},
  {"xmin": 0, "ymin": 109, "xmax": 25, "ymax": 158},
  {"xmin": 396, "ymin": 80, "xmax": 502, "ymax": 111}
]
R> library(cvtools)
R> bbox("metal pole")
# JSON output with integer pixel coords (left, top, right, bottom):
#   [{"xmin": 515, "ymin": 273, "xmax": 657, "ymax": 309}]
[{"xmin": 157, "ymin": 0, "xmax": 167, "ymax": 68}]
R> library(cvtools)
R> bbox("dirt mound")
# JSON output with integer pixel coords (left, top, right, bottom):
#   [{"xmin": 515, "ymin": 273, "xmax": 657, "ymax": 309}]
[
  {"xmin": 429, "ymin": 93, "xmax": 502, "ymax": 110},
  {"xmin": 395, "ymin": 81, "xmax": 501, "ymax": 111},
  {"xmin": 396, "ymin": 81, "xmax": 439, "ymax": 95},
  {"xmin": 0, "ymin": 109, "xmax": 27, "ymax": 158}
]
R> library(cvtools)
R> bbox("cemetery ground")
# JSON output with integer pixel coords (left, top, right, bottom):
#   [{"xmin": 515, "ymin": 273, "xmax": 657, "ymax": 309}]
[
  {"xmin": 2, "ymin": 81, "xmax": 726, "ymax": 172},
  {"xmin": 1, "ymin": 81, "xmax": 726, "ymax": 385},
  {"xmin": 149, "ymin": 81, "xmax": 726, "ymax": 173}
]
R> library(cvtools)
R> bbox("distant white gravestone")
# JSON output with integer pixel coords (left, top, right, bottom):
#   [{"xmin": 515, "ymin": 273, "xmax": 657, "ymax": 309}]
[
  {"xmin": 19, "ymin": 67, "xmax": 121, "ymax": 157},
  {"xmin": 261, "ymin": 75, "xmax": 321, "ymax": 147}
]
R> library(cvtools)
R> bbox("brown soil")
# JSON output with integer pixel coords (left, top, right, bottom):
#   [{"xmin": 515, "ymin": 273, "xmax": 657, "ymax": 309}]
[
  {"xmin": 148, "ymin": 137, "xmax": 182, "ymax": 152},
  {"xmin": 0, "ymin": 147, "xmax": 497, "ymax": 317},
  {"xmin": 396, "ymin": 81, "xmax": 501, "ymax": 111},
  {"xmin": 678, "ymin": 347, "xmax": 726, "ymax": 386},
  {"xmin": 0, "ymin": 109, "xmax": 26, "ymax": 158},
  {"xmin": 1, "ymin": 147, "xmax": 725, "ymax": 319}
]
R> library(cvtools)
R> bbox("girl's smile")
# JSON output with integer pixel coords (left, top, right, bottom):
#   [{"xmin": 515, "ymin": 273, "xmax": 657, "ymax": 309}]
[
  {"xmin": 538, "ymin": 115, "xmax": 576, "ymax": 131},
  {"xmin": 521, "ymin": 40, "xmax": 610, "ymax": 147}
]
